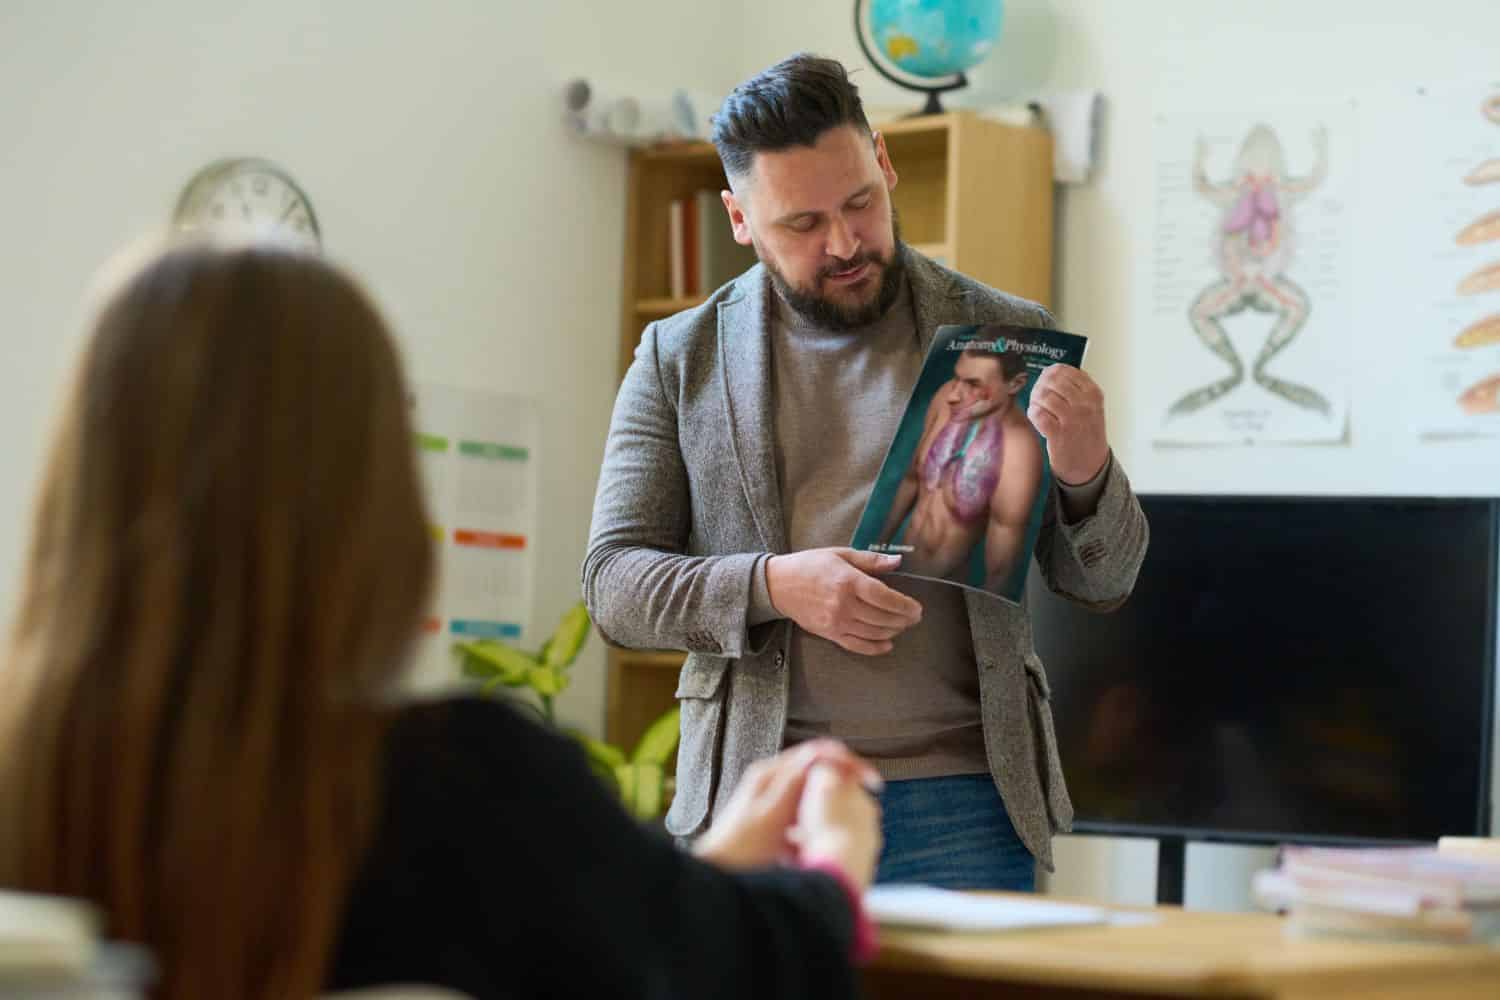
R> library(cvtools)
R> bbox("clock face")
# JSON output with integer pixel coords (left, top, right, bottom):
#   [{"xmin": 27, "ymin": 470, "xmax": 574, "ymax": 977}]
[{"xmin": 173, "ymin": 158, "xmax": 321, "ymax": 249}]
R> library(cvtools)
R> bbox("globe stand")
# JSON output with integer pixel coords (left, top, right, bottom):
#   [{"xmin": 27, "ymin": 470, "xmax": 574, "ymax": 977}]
[
  {"xmin": 854, "ymin": 0, "xmax": 971, "ymax": 117},
  {"xmin": 911, "ymin": 76, "xmax": 968, "ymax": 116}
]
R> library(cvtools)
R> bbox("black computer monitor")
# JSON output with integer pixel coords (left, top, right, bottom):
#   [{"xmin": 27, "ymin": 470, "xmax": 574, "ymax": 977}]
[{"xmin": 1029, "ymin": 495, "xmax": 1496, "ymax": 845}]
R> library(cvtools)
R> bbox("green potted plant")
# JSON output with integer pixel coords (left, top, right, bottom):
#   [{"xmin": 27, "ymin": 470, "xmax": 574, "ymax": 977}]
[{"xmin": 452, "ymin": 603, "xmax": 680, "ymax": 821}]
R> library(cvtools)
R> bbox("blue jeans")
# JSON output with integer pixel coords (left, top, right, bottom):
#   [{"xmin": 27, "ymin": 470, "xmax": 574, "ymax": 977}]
[{"xmin": 875, "ymin": 774, "xmax": 1036, "ymax": 891}]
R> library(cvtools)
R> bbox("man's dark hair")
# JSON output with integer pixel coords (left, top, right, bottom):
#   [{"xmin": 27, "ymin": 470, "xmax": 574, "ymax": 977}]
[
  {"xmin": 961, "ymin": 344, "xmax": 1028, "ymax": 381},
  {"xmin": 711, "ymin": 54, "xmax": 872, "ymax": 180}
]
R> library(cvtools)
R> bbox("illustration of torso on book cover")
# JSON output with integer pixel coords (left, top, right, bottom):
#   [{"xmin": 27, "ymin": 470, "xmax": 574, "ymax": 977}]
[{"xmin": 852, "ymin": 323, "xmax": 1087, "ymax": 604}]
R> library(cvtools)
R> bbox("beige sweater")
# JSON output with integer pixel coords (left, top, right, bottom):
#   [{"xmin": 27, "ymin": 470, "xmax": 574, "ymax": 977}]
[{"xmin": 749, "ymin": 281, "xmax": 985, "ymax": 779}]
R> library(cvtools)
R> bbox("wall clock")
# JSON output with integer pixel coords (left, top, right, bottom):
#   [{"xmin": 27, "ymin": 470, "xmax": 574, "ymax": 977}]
[{"xmin": 172, "ymin": 157, "xmax": 321, "ymax": 249}]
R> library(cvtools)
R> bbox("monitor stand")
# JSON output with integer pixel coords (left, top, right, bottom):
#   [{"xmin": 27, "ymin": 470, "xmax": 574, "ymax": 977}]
[{"xmin": 1157, "ymin": 835, "xmax": 1187, "ymax": 905}]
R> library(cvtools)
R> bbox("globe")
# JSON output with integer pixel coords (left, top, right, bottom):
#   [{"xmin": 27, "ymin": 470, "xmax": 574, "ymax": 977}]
[{"xmin": 867, "ymin": 0, "xmax": 1004, "ymax": 80}]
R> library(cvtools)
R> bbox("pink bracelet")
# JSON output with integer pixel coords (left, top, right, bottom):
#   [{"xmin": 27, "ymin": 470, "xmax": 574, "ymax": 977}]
[{"xmin": 798, "ymin": 857, "xmax": 879, "ymax": 963}]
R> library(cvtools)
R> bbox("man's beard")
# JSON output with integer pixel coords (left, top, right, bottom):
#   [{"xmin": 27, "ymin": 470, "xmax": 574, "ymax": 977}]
[{"xmin": 761, "ymin": 217, "xmax": 908, "ymax": 331}]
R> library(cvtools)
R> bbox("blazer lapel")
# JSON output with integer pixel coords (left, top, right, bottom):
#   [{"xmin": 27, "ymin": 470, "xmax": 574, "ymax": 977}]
[
  {"xmin": 906, "ymin": 246, "xmax": 970, "ymax": 355},
  {"xmin": 717, "ymin": 267, "xmax": 788, "ymax": 554}
]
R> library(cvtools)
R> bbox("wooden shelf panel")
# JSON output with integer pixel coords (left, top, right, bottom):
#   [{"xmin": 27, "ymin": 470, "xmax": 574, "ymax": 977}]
[
  {"xmin": 889, "ymin": 145, "xmax": 949, "ymax": 246},
  {"xmin": 636, "ymin": 141, "xmax": 717, "ymax": 163},
  {"xmin": 636, "ymin": 296, "xmax": 706, "ymax": 315},
  {"xmin": 606, "ymin": 649, "xmax": 684, "ymax": 749},
  {"xmin": 628, "ymin": 113, "xmax": 997, "ymax": 160},
  {"xmin": 876, "ymin": 111, "xmax": 962, "ymax": 138},
  {"xmin": 910, "ymin": 243, "xmax": 952, "ymax": 264},
  {"xmin": 616, "ymin": 650, "xmax": 687, "ymax": 669},
  {"xmin": 950, "ymin": 116, "xmax": 1053, "ymax": 308},
  {"xmin": 628, "ymin": 111, "xmax": 959, "ymax": 162}
]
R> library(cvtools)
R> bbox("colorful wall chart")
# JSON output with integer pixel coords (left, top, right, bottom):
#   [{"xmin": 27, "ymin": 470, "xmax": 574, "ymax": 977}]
[
  {"xmin": 409, "ymin": 383, "xmax": 538, "ymax": 690},
  {"xmin": 1401, "ymin": 82, "xmax": 1500, "ymax": 437}
]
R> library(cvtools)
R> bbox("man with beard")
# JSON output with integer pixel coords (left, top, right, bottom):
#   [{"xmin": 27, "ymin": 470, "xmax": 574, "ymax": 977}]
[
  {"xmin": 879, "ymin": 345, "xmax": 1043, "ymax": 592},
  {"xmin": 585, "ymin": 54, "xmax": 1148, "ymax": 890}
]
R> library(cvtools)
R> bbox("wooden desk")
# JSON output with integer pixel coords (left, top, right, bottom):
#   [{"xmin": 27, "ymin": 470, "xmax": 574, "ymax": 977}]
[{"xmin": 863, "ymin": 896, "xmax": 1500, "ymax": 999}]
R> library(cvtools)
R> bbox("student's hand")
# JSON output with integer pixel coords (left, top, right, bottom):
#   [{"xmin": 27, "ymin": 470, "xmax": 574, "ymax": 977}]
[
  {"xmin": 693, "ymin": 740, "xmax": 881, "ymax": 871},
  {"xmin": 795, "ymin": 763, "xmax": 883, "ymax": 892},
  {"xmin": 765, "ymin": 548, "xmax": 922, "ymax": 656},
  {"xmin": 1026, "ymin": 364, "xmax": 1109, "ymax": 486}
]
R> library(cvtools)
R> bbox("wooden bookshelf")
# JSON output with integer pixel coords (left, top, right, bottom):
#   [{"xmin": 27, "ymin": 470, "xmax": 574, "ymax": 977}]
[{"xmin": 607, "ymin": 110, "xmax": 1054, "ymax": 747}]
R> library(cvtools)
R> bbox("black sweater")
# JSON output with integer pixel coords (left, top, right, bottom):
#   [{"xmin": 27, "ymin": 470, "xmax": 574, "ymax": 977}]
[{"xmin": 327, "ymin": 697, "xmax": 860, "ymax": 999}]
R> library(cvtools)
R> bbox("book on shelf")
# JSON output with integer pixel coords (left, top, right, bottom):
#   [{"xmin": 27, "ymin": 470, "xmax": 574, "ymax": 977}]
[
  {"xmin": 1252, "ymin": 844, "xmax": 1500, "ymax": 945},
  {"xmin": 667, "ymin": 199, "xmax": 685, "ymax": 300},
  {"xmin": 666, "ymin": 190, "xmax": 758, "ymax": 300}
]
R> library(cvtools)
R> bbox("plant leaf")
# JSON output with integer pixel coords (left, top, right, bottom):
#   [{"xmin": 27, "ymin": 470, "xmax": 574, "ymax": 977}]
[
  {"xmin": 568, "ymin": 730, "xmax": 627, "ymax": 772},
  {"xmin": 631, "ymin": 705, "xmax": 681, "ymax": 766},
  {"xmin": 614, "ymin": 763, "xmax": 638, "ymax": 815},
  {"xmin": 542, "ymin": 603, "xmax": 591, "ymax": 670},
  {"xmin": 455, "ymin": 640, "xmax": 536, "ymax": 685},
  {"xmin": 628, "ymin": 762, "xmax": 665, "ymax": 820},
  {"xmin": 505, "ymin": 695, "xmax": 550, "ymax": 724},
  {"xmin": 457, "ymin": 647, "xmax": 499, "ymax": 679},
  {"xmin": 583, "ymin": 753, "xmax": 620, "ymax": 793},
  {"xmin": 526, "ymin": 665, "xmax": 569, "ymax": 696}
]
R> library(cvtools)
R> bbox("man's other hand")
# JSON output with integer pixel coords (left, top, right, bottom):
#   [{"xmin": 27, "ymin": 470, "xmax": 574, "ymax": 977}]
[{"xmin": 765, "ymin": 548, "xmax": 922, "ymax": 655}]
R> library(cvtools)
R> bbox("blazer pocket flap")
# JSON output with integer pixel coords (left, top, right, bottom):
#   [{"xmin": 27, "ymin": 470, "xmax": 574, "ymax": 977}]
[
  {"xmin": 665, "ymin": 658, "xmax": 729, "ymax": 838},
  {"xmin": 1022, "ymin": 653, "xmax": 1053, "ymax": 700},
  {"xmin": 675, "ymin": 655, "xmax": 728, "ymax": 699}
]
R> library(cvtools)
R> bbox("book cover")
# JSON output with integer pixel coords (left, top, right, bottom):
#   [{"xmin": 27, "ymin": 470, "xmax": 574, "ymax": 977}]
[
  {"xmin": 850, "ymin": 323, "xmax": 1088, "ymax": 605},
  {"xmin": 1285, "ymin": 903, "xmax": 1497, "ymax": 945},
  {"xmin": 1279, "ymin": 845, "xmax": 1500, "ymax": 906}
]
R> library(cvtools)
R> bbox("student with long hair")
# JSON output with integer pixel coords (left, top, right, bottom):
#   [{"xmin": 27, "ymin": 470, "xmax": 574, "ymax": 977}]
[{"xmin": 0, "ymin": 241, "xmax": 881, "ymax": 1000}]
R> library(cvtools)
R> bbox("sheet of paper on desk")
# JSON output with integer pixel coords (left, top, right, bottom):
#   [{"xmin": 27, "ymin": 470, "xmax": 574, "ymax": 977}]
[{"xmin": 865, "ymin": 886, "xmax": 1152, "ymax": 932}]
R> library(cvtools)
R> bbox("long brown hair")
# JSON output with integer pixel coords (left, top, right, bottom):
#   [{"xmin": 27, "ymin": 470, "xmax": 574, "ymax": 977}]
[{"xmin": 0, "ymin": 241, "xmax": 434, "ymax": 998}]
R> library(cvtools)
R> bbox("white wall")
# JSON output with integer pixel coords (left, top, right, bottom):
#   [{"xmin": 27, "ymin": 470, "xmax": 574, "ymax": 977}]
[
  {"xmin": 736, "ymin": 0, "xmax": 1500, "ymax": 909},
  {"xmin": 5, "ymin": 0, "xmax": 1496, "ymax": 912},
  {"xmin": 0, "ymin": 0, "xmax": 742, "ymax": 735}
]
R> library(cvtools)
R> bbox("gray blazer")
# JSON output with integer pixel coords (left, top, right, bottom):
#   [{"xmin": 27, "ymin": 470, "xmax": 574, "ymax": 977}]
[{"xmin": 583, "ymin": 249, "xmax": 1148, "ymax": 871}]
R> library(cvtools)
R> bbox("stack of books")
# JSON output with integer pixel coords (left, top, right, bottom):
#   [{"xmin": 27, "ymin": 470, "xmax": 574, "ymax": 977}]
[
  {"xmin": 1253, "ymin": 843, "xmax": 1500, "ymax": 945},
  {"xmin": 667, "ymin": 190, "xmax": 758, "ymax": 300}
]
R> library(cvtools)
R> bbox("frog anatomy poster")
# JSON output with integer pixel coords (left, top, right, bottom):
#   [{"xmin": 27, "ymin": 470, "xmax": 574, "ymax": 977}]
[{"xmin": 1149, "ymin": 102, "xmax": 1356, "ymax": 445}]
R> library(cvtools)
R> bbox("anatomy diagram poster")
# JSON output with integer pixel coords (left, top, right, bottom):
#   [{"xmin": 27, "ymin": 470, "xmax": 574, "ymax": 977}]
[
  {"xmin": 1399, "ymin": 82, "xmax": 1500, "ymax": 437},
  {"xmin": 408, "ymin": 383, "xmax": 539, "ymax": 691},
  {"xmin": 1149, "ymin": 103, "xmax": 1356, "ymax": 445}
]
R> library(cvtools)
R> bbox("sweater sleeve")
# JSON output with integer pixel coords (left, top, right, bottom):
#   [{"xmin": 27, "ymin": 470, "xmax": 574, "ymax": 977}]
[{"xmin": 340, "ymin": 697, "xmax": 862, "ymax": 1000}]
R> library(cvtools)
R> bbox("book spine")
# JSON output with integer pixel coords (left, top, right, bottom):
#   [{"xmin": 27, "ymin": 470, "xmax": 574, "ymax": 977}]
[
  {"xmin": 683, "ymin": 195, "xmax": 699, "ymax": 297},
  {"xmin": 696, "ymin": 188, "xmax": 719, "ymax": 292},
  {"xmin": 668, "ymin": 199, "xmax": 685, "ymax": 300}
]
